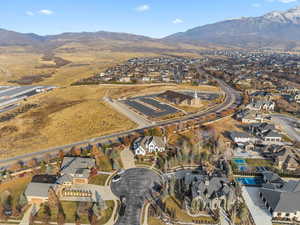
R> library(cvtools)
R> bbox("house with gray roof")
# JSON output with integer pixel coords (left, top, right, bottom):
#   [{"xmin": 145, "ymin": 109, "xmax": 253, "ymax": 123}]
[
  {"xmin": 59, "ymin": 157, "xmax": 95, "ymax": 185},
  {"xmin": 184, "ymin": 173, "xmax": 236, "ymax": 213},
  {"xmin": 259, "ymin": 172, "xmax": 300, "ymax": 222}
]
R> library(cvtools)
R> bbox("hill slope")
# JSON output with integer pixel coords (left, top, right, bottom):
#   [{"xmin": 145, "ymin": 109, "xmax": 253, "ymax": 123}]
[{"xmin": 164, "ymin": 6, "xmax": 300, "ymax": 49}]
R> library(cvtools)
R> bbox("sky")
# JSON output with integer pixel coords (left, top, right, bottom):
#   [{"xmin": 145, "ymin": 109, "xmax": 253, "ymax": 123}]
[{"xmin": 1, "ymin": 0, "xmax": 299, "ymax": 38}]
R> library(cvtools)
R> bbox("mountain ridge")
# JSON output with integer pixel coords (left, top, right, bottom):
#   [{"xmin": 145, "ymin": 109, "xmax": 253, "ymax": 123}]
[{"xmin": 2, "ymin": 5, "xmax": 300, "ymax": 49}]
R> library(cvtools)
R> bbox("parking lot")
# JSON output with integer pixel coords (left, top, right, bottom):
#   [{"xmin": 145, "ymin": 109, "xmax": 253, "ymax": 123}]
[
  {"xmin": 122, "ymin": 97, "xmax": 179, "ymax": 118},
  {"xmin": 121, "ymin": 91, "xmax": 220, "ymax": 119}
]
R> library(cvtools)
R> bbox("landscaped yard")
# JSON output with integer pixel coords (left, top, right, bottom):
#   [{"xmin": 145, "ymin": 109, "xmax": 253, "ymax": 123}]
[
  {"xmin": 0, "ymin": 175, "xmax": 32, "ymax": 215},
  {"xmin": 98, "ymin": 200, "xmax": 114, "ymax": 224},
  {"xmin": 35, "ymin": 201, "xmax": 89, "ymax": 224},
  {"xmin": 89, "ymin": 174, "xmax": 110, "ymax": 186},
  {"xmin": 35, "ymin": 200, "xmax": 114, "ymax": 224},
  {"xmin": 164, "ymin": 196, "xmax": 214, "ymax": 223},
  {"xmin": 148, "ymin": 216, "xmax": 165, "ymax": 225}
]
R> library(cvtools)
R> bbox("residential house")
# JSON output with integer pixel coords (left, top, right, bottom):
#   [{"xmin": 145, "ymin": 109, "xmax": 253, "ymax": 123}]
[
  {"xmin": 25, "ymin": 157, "xmax": 97, "ymax": 204},
  {"xmin": 230, "ymin": 131, "xmax": 255, "ymax": 143},
  {"xmin": 248, "ymin": 123, "xmax": 282, "ymax": 144},
  {"xmin": 132, "ymin": 136, "xmax": 166, "ymax": 156},
  {"xmin": 259, "ymin": 172, "xmax": 300, "ymax": 222},
  {"xmin": 184, "ymin": 173, "xmax": 236, "ymax": 212},
  {"xmin": 25, "ymin": 175, "xmax": 57, "ymax": 204},
  {"xmin": 263, "ymin": 146, "xmax": 299, "ymax": 171},
  {"xmin": 58, "ymin": 157, "xmax": 95, "ymax": 185},
  {"xmin": 247, "ymin": 100, "xmax": 275, "ymax": 112}
]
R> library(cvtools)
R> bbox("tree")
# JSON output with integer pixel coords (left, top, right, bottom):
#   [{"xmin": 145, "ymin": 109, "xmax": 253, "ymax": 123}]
[
  {"xmin": 58, "ymin": 150, "xmax": 65, "ymax": 161},
  {"xmin": 57, "ymin": 203, "xmax": 65, "ymax": 225},
  {"xmin": 42, "ymin": 203, "xmax": 51, "ymax": 225},
  {"xmin": 91, "ymin": 145, "xmax": 101, "ymax": 168},
  {"xmin": 9, "ymin": 161, "xmax": 22, "ymax": 172},
  {"xmin": 48, "ymin": 187, "xmax": 59, "ymax": 208},
  {"xmin": 238, "ymin": 203, "xmax": 248, "ymax": 223},
  {"xmin": 70, "ymin": 146, "xmax": 81, "ymax": 156},
  {"xmin": 111, "ymin": 159, "xmax": 120, "ymax": 170},
  {"xmin": 40, "ymin": 161, "xmax": 47, "ymax": 172},
  {"xmin": 17, "ymin": 192, "xmax": 28, "ymax": 211},
  {"xmin": 27, "ymin": 158, "xmax": 38, "ymax": 168}
]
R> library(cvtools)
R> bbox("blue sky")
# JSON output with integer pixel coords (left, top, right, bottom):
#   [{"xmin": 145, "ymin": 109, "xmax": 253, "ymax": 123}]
[{"xmin": 1, "ymin": 0, "xmax": 299, "ymax": 38}]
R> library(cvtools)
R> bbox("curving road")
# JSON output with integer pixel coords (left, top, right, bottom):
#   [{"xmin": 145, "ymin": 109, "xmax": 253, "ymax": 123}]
[
  {"xmin": 0, "ymin": 67, "xmax": 241, "ymax": 168},
  {"xmin": 111, "ymin": 168, "xmax": 162, "ymax": 225}
]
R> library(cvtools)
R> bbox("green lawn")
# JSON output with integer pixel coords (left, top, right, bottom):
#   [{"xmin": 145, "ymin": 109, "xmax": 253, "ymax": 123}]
[{"xmin": 89, "ymin": 174, "xmax": 110, "ymax": 186}]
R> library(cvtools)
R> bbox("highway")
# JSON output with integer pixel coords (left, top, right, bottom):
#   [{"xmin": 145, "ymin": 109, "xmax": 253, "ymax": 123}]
[{"xmin": 0, "ymin": 67, "xmax": 241, "ymax": 167}]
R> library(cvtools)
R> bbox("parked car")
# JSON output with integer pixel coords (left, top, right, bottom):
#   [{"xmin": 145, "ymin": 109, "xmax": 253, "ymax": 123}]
[{"xmin": 112, "ymin": 174, "xmax": 121, "ymax": 182}]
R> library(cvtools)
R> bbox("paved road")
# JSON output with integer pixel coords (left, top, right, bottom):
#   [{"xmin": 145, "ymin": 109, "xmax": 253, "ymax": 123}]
[
  {"xmin": 271, "ymin": 114, "xmax": 300, "ymax": 142},
  {"xmin": 0, "ymin": 66, "xmax": 241, "ymax": 168},
  {"xmin": 111, "ymin": 168, "xmax": 162, "ymax": 225}
]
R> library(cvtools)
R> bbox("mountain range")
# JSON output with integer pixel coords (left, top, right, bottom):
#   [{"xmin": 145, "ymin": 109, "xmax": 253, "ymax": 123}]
[{"xmin": 2, "ymin": 6, "xmax": 300, "ymax": 50}]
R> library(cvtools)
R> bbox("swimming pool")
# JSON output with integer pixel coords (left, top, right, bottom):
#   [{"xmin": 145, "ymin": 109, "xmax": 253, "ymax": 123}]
[
  {"xmin": 233, "ymin": 158, "xmax": 246, "ymax": 165},
  {"xmin": 236, "ymin": 177, "xmax": 262, "ymax": 186},
  {"xmin": 238, "ymin": 165, "xmax": 248, "ymax": 171}
]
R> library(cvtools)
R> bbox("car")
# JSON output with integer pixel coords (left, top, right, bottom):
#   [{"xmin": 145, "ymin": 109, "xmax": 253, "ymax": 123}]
[{"xmin": 112, "ymin": 174, "xmax": 121, "ymax": 182}]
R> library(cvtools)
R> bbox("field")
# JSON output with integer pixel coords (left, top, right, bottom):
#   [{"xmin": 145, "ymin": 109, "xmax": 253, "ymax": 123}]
[
  {"xmin": 0, "ymin": 85, "xmax": 137, "ymax": 159},
  {"xmin": 0, "ymin": 83, "xmax": 220, "ymax": 159}
]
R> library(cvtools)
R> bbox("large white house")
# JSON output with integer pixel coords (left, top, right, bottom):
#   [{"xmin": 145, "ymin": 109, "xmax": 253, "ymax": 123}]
[{"xmin": 132, "ymin": 136, "xmax": 166, "ymax": 156}]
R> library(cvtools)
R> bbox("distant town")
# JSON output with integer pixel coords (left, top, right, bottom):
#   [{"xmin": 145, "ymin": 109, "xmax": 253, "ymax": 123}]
[{"xmin": 2, "ymin": 51, "xmax": 300, "ymax": 225}]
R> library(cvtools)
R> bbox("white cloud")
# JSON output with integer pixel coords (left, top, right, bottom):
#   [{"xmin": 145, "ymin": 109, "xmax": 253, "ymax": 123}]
[
  {"xmin": 172, "ymin": 18, "xmax": 184, "ymax": 24},
  {"xmin": 26, "ymin": 11, "xmax": 34, "ymax": 16},
  {"xmin": 252, "ymin": 3, "xmax": 262, "ymax": 7},
  {"xmin": 266, "ymin": 0, "xmax": 297, "ymax": 3},
  {"xmin": 278, "ymin": 0, "xmax": 297, "ymax": 2},
  {"xmin": 135, "ymin": 4, "xmax": 150, "ymax": 12},
  {"xmin": 39, "ymin": 9, "xmax": 54, "ymax": 15}
]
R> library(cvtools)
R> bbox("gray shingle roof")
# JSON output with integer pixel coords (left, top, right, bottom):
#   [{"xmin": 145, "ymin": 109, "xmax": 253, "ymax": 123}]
[
  {"xmin": 60, "ymin": 157, "xmax": 95, "ymax": 179},
  {"xmin": 25, "ymin": 182, "xmax": 54, "ymax": 198},
  {"xmin": 261, "ymin": 176, "xmax": 300, "ymax": 213}
]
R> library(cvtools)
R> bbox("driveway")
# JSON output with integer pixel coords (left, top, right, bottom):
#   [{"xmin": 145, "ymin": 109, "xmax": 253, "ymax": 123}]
[
  {"xmin": 111, "ymin": 168, "xmax": 162, "ymax": 225},
  {"xmin": 271, "ymin": 114, "xmax": 300, "ymax": 142},
  {"xmin": 241, "ymin": 186, "xmax": 272, "ymax": 225},
  {"xmin": 120, "ymin": 148, "xmax": 136, "ymax": 169}
]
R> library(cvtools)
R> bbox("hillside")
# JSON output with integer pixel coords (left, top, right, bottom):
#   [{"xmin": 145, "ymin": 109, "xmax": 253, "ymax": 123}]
[{"xmin": 164, "ymin": 6, "xmax": 300, "ymax": 49}]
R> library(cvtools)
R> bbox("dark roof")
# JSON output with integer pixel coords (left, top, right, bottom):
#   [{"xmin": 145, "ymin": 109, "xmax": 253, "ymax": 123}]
[
  {"xmin": 158, "ymin": 90, "xmax": 193, "ymax": 103},
  {"xmin": 31, "ymin": 174, "xmax": 57, "ymax": 184}
]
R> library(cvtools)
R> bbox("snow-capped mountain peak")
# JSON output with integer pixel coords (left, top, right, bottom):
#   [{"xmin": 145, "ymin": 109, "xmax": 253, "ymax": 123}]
[{"xmin": 263, "ymin": 6, "xmax": 300, "ymax": 24}]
